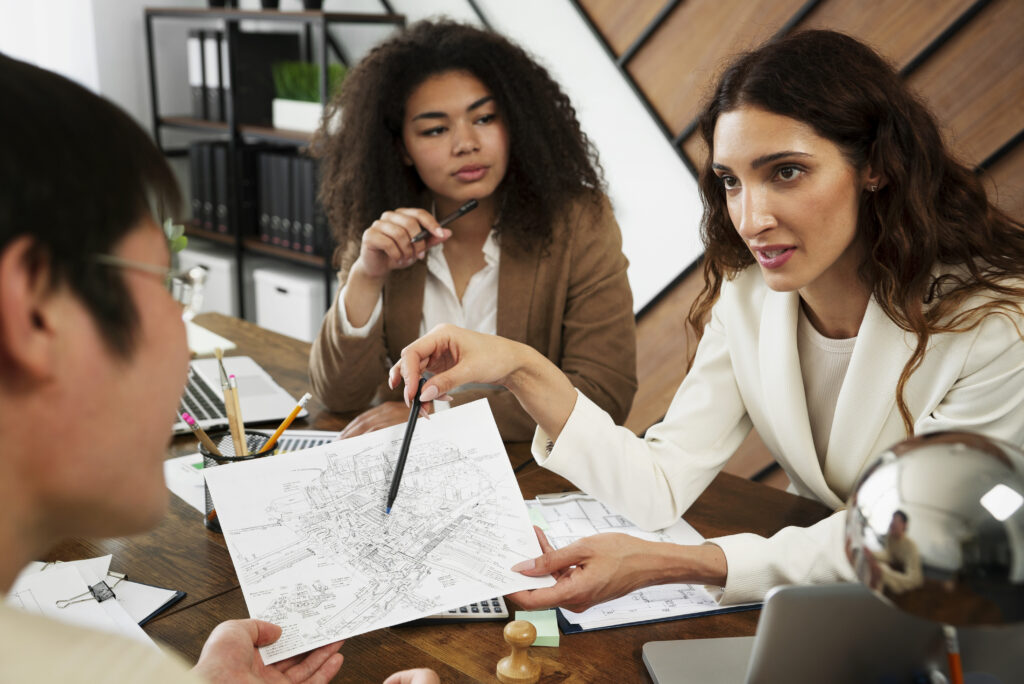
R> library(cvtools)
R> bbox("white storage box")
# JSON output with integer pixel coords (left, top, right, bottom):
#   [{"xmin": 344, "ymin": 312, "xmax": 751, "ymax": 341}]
[
  {"xmin": 177, "ymin": 243, "xmax": 238, "ymax": 317},
  {"xmin": 253, "ymin": 265, "xmax": 327, "ymax": 343}
]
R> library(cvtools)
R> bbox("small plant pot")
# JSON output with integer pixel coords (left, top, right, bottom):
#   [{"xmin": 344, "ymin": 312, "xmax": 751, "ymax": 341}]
[{"xmin": 272, "ymin": 98, "xmax": 324, "ymax": 133}]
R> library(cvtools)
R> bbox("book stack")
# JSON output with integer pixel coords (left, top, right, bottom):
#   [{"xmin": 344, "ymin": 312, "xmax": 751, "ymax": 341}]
[
  {"xmin": 258, "ymin": 151, "xmax": 331, "ymax": 257},
  {"xmin": 189, "ymin": 143, "xmax": 332, "ymax": 257}
]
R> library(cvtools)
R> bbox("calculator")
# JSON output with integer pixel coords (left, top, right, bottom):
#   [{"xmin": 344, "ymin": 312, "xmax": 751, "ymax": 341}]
[{"xmin": 403, "ymin": 596, "xmax": 510, "ymax": 625}]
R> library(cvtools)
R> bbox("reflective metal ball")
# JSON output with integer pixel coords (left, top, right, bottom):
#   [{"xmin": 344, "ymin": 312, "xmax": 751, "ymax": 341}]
[{"xmin": 845, "ymin": 431, "xmax": 1024, "ymax": 626}]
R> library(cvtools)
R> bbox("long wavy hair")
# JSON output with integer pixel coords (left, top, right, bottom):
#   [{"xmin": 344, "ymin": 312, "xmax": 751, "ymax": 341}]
[
  {"xmin": 689, "ymin": 30, "xmax": 1024, "ymax": 434},
  {"xmin": 313, "ymin": 19, "xmax": 603, "ymax": 267}
]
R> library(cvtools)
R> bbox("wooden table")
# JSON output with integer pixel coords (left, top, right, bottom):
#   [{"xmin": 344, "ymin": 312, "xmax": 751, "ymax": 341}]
[{"xmin": 44, "ymin": 313, "xmax": 830, "ymax": 682}]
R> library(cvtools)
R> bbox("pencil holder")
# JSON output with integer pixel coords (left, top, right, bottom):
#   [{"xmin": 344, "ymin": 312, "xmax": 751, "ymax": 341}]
[{"xmin": 200, "ymin": 430, "xmax": 273, "ymax": 533}]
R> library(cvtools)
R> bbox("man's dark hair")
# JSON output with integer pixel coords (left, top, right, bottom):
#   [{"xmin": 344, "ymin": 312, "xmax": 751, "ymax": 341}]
[
  {"xmin": 893, "ymin": 510, "xmax": 909, "ymax": 525},
  {"xmin": 0, "ymin": 54, "xmax": 181, "ymax": 355}
]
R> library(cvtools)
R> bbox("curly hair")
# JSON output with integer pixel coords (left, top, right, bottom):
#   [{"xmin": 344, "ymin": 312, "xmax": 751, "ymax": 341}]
[
  {"xmin": 313, "ymin": 19, "xmax": 603, "ymax": 265},
  {"xmin": 688, "ymin": 29, "xmax": 1024, "ymax": 434}
]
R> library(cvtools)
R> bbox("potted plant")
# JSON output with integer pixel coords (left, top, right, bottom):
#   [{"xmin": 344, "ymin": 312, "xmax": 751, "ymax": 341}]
[{"xmin": 271, "ymin": 61, "xmax": 345, "ymax": 133}]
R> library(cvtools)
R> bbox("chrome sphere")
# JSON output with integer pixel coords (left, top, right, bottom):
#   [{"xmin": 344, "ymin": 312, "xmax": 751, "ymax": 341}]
[{"xmin": 845, "ymin": 431, "xmax": 1024, "ymax": 626}]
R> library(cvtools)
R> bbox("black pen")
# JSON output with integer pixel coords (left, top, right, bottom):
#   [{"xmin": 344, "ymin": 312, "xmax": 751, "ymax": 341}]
[
  {"xmin": 385, "ymin": 377, "xmax": 427, "ymax": 514},
  {"xmin": 410, "ymin": 199, "xmax": 478, "ymax": 244}
]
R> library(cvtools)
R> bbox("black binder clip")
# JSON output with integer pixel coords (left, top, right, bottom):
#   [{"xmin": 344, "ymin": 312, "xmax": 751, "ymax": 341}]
[{"xmin": 55, "ymin": 571, "xmax": 126, "ymax": 609}]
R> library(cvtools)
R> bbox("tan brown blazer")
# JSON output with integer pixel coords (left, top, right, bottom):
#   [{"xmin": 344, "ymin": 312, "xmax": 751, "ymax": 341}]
[{"xmin": 309, "ymin": 195, "xmax": 638, "ymax": 441}]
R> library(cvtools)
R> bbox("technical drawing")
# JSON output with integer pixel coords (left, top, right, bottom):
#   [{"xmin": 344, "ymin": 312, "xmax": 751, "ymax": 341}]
[{"xmin": 204, "ymin": 400, "xmax": 553, "ymax": 664}]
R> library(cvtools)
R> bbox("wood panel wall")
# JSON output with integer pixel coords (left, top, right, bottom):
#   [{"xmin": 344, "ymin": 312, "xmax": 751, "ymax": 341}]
[{"xmin": 578, "ymin": 0, "xmax": 1023, "ymax": 487}]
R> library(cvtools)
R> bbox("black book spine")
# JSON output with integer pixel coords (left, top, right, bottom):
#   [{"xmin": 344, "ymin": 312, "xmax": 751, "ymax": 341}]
[
  {"xmin": 258, "ymin": 152, "xmax": 271, "ymax": 243},
  {"xmin": 291, "ymin": 156, "xmax": 303, "ymax": 253},
  {"xmin": 302, "ymin": 158, "xmax": 315, "ymax": 255},
  {"xmin": 189, "ymin": 143, "xmax": 203, "ymax": 228},
  {"xmin": 203, "ymin": 33, "xmax": 222, "ymax": 122},
  {"xmin": 200, "ymin": 143, "xmax": 215, "ymax": 232},
  {"xmin": 279, "ymin": 155, "xmax": 293, "ymax": 249},
  {"xmin": 269, "ymin": 154, "xmax": 282, "ymax": 246},
  {"xmin": 213, "ymin": 143, "xmax": 229, "ymax": 234}
]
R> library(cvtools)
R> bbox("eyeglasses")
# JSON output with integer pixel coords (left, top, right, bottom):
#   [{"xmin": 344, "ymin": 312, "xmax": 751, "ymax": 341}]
[{"xmin": 94, "ymin": 254, "xmax": 207, "ymax": 320}]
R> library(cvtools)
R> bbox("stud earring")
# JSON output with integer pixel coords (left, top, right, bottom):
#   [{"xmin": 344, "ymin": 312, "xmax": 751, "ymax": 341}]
[{"xmin": 868, "ymin": 184, "xmax": 879, "ymax": 192}]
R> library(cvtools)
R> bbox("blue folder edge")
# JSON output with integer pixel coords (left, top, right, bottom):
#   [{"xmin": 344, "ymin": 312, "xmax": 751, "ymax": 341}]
[{"xmin": 555, "ymin": 601, "xmax": 761, "ymax": 634}]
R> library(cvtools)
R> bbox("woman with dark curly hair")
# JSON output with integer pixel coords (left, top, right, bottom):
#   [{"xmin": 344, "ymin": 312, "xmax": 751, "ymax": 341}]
[
  {"xmin": 309, "ymin": 20, "xmax": 636, "ymax": 441},
  {"xmin": 389, "ymin": 30, "xmax": 1024, "ymax": 609}
]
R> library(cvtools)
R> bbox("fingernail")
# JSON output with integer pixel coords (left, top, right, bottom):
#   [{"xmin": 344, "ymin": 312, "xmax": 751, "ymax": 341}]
[
  {"xmin": 420, "ymin": 385, "xmax": 438, "ymax": 402},
  {"xmin": 511, "ymin": 559, "xmax": 535, "ymax": 573}
]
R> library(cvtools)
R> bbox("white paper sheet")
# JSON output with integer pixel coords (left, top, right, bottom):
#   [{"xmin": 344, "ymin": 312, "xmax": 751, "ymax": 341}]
[
  {"xmin": 6, "ymin": 562, "xmax": 154, "ymax": 646},
  {"xmin": 164, "ymin": 430, "xmax": 338, "ymax": 514},
  {"xmin": 186, "ymin": 320, "xmax": 236, "ymax": 356},
  {"xmin": 205, "ymin": 400, "xmax": 554, "ymax": 663},
  {"xmin": 11, "ymin": 557, "xmax": 182, "ymax": 626},
  {"xmin": 528, "ymin": 493, "xmax": 748, "ymax": 630}
]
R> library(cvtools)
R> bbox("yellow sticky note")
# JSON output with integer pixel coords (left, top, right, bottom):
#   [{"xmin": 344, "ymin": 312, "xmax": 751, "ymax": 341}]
[{"xmin": 515, "ymin": 609, "xmax": 560, "ymax": 647}]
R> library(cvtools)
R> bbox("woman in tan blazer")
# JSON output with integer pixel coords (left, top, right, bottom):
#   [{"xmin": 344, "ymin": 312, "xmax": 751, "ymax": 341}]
[{"xmin": 309, "ymin": 20, "xmax": 636, "ymax": 441}]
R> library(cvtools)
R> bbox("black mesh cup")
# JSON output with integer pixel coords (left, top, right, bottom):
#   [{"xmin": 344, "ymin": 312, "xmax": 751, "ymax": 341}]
[{"xmin": 199, "ymin": 430, "xmax": 272, "ymax": 533}]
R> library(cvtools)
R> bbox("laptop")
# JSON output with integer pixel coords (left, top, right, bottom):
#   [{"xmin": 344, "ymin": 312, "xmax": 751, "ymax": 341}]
[
  {"xmin": 173, "ymin": 356, "xmax": 307, "ymax": 435},
  {"xmin": 643, "ymin": 583, "xmax": 1021, "ymax": 684}
]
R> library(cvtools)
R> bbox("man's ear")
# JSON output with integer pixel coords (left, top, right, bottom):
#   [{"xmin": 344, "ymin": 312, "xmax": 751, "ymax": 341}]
[{"xmin": 0, "ymin": 236, "xmax": 61, "ymax": 380}]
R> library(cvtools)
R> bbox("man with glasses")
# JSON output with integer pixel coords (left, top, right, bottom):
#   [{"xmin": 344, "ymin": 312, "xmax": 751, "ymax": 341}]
[{"xmin": 0, "ymin": 55, "xmax": 436, "ymax": 684}]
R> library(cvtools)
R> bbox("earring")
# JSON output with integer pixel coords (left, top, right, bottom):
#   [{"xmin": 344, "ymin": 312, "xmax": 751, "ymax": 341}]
[{"xmin": 868, "ymin": 184, "xmax": 879, "ymax": 192}]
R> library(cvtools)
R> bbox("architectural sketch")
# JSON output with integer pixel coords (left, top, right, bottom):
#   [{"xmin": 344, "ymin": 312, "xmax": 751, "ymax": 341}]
[
  {"xmin": 527, "ymin": 493, "xmax": 749, "ymax": 630},
  {"xmin": 205, "ymin": 400, "xmax": 553, "ymax": 664}
]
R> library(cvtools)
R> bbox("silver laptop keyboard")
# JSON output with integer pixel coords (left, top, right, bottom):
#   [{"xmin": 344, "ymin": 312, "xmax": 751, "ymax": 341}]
[{"xmin": 179, "ymin": 368, "xmax": 227, "ymax": 422}]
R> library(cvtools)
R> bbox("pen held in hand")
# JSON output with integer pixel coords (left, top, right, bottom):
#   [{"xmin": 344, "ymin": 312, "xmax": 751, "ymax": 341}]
[
  {"xmin": 410, "ymin": 198, "xmax": 478, "ymax": 244},
  {"xmin": 385, "ymin": 377, "xmax": 427, "ymax": 514}
]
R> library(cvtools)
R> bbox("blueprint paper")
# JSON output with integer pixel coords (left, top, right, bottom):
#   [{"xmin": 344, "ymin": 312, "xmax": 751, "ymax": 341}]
[
  {"xmin": 527, "ymin": 493, "xmax": 752, "ymax": 629},
  {"xmin": 205, "ymin": 400, "xmax": 554, "ymax": 663}
]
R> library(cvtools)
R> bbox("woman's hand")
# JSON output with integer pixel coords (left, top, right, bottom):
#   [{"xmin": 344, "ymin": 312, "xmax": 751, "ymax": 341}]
[
  {"xmin": 507, "ymin": 528, "xmax": 663, "ymax": 613},
  {"xmin": 338, "ymin": 401, "xmax": 429, "ymax": 439},
  {"xmin": 507, "ymin": 527, "xmax": 729, "ymax": 613},
  {"xmin": 355, "ymin": 208, "xmax": 450, "ymax": 279},
  {"xmin": 382, "ymin": 668, "xmax": 441, "ymax": 684},
  {"xmin": 388, "ymin": 324, "xmax": 577, "ymax": 439},
  {"xmin": 344, "ymin": 209, "xmax": 451, "ymax": 328},
  {"xmin": 192, "ymin": 619, "xmax": 344, "ymax": 684}
]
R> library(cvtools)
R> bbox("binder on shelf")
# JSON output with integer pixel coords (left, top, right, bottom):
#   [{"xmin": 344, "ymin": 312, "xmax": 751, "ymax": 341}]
[
  {"xmin": 300, "ymin": 158, "xmax": 316, "ymax": 255},
  {"xmin": 268, "ymin": 153, "xmax": 284, "ymax": 246},
  {"xmin": 187, "ymin": 31, "xmax": 206, "ymax": 120},
  {"xmin": 200, "ymin": 144, "xmax": 216, "ymax": 231},
  {"xmin": 278, "ymin": 154, "xmax": 293, "ymax": 249},
  {"xmin": 203, "ymin": 32, "xmax": 224, "ymax": 122},
  {"xmin": 212, "ymin": 143, "xmax": 230, "ymax": 234},
  {"xmin": 291, "ymin": 156, "xmax": 304, "ymax": 252},
  {"xmin": 189, "ymin": 142, "xmax": 204, "ymax": 229},
  {"xmin": 258, "ymin": 154, "xmax": 271, "ymax": 242}
]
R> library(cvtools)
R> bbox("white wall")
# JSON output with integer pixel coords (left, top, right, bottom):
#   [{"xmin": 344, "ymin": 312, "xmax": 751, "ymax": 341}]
[{"xmin": 0, "ymin": 0, "xmax": 702, "ymax": 311}]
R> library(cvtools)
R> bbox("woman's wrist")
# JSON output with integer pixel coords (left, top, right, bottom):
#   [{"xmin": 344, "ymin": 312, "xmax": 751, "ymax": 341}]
[
  {"xmin": 343, "ymin": 261, "xmax": 387, "ymax": 327},
  {"xmin": 648, "ymin": 542, "xmax": 728, "ymax": 588}
]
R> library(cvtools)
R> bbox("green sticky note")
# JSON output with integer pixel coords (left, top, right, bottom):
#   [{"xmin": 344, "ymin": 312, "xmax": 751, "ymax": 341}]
[
  {"xmin": 515, "ymin": 609, "xmax": 560, "ymax": 647},
  {"xmin": 528, "ymin": 507, "xmax": 550, "ymax": 531}
]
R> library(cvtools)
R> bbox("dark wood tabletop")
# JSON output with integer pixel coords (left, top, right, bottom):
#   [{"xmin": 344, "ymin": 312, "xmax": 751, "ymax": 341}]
[{"xmin": 43, "ymin": 313, "xmax": 831, "ymax": 683}]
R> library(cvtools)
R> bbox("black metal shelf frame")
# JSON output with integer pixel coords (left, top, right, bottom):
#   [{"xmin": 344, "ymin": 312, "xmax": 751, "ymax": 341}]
[{"xmin": 144, "ymin": 6, "xmax": 406, "ymax": 318}]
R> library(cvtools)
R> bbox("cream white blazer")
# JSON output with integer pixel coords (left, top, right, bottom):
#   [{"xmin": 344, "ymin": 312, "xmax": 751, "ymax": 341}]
[{"xmin": 533, "ymin": 266, "xmax": 1024, "ymax": 603}]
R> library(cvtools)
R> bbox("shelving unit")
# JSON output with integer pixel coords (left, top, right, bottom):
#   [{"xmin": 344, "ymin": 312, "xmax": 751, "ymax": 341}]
[{"xmin": 144, "ymin": 6, "xmax": 406, "ymax": 317}]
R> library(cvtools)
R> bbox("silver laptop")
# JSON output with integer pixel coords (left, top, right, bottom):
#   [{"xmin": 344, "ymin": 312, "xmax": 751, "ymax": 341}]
[
  {"xmin": 643, "ymin": 583, "xmax": 1020, "ymax": 684},
  {"xmin": 173, "ymin": 355, "xmax": 307, "ymax": 435}
]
